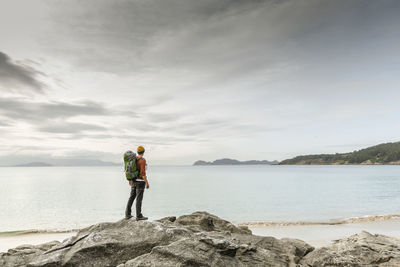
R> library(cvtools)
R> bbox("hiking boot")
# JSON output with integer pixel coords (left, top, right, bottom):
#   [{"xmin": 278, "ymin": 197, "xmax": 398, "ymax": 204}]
[
  {"xmin": 136, "ymin": 215, "xmax": 148, "ymax": 221},
  {"xmin": 125, "ymin": 215, "xmax": 133, "ymax": 220}
]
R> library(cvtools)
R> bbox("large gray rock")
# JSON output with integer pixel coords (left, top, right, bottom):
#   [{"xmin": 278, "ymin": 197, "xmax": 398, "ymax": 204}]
[
  {"xmin": 0, "ymin": 241, "xmax": 60, "ymax": 267},
  {"xmin": 0, "ymin": 212, "xmax": 312, "ymax": 267},
  {"xmin": 27, "ymin": 219, "xmax": 191, "ymax": 267},
  {"xmin": 175, "ymin": 211, "xmax": 252, "ymax": 234},
  {"xmin": 2, "ymin": 212, "xmax": 400, "ymax": 266},
  {"xmin": 300, "ymin": 231, "xmax": 400, "ymax": 266}
]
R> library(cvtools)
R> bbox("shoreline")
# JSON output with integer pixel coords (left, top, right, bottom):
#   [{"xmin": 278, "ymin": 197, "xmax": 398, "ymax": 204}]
[
  {"xmin": 249, "ymin": 217, "xmax": 400, "ymax": 247},
  {"xmin": 2, "ymin": 216, "xmax": 400, "ymax": 253},
  {"xmin": 0, "ymin": 229, "xmax": 79, "ymax": 236},
  {"xmin": 238, "ymin": 213, "xmax": 400, "ymax": 227},
  {"xmin": 0, "ymin": 231, "xmax": 77, "ymax": 253},
  {"xmin": 3, "ymin": 212, "xmax": 399, "ymax": 235}
]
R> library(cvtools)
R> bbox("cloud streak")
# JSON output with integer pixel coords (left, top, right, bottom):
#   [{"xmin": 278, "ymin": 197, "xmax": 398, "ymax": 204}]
[
  {"xmin": 0, "ymin": 97, "xmax": 111, "ymax": 122},
  {"xmin": 0, "ymin": 97, "xmax": 117, "ymax": 135},
  {"xmin": 39, "ymin": 122, "xmax": 107, "ymax": 134},
  {"xmin": 0, "ymin": 51, "xmax": 45, "ymax": 93}
]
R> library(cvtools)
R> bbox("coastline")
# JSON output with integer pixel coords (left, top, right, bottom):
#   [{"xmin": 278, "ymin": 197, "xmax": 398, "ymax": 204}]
[
  {"xmin": 239, "ymin": 213, "xmax": 400, "ymax": 226},
  {"xmin": 0, "ymin": 231, "xmax": 77, "ymax": 253},
  {"xmin": 2, "ymin": 214, "xmax": 400, "ymax": 253},
  {"xmin": 248, "ymin": 217, "xmax": 400, "ymax": 247}
]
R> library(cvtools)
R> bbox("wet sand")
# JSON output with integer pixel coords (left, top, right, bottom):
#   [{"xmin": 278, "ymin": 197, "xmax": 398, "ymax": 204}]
[{"xmin": 248, "ymin": 218, "xmax": 400, "ymax": 247}]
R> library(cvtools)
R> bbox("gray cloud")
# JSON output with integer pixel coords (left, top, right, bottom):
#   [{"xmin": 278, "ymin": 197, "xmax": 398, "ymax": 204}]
[
  {"xmin": 0, "ymin": 97, "xmax": 111, "ymax": 122},
  {"xmin": 0, "ymin": 96, "xmax": 247, "ymax": 139},
  {"xmin": 0, "ymin": 121, "xmax": 11, "ymax": 127},
  {"xmin": 0, "ymin": 51, "xmax": 45, "ymax": 93},
  {"xmin": 32, "ymin": 0, "xmax": 274, "ymax": 86},
  {"xmin": 0, "ymin": 97, "xmax": 118, "ymax": 135},
  {"xmin": 39, "ymin": 122, "xmax": 107, "ymax": 134},
  {"xmin": 50, "ymin": 131, "xmax": 198, "ymax": 149},
  {"xmin": 40, "ymin": 0, "xmax": 400, "ymax": 91},
  {"xmin": 66, "ymin": 116, "xmax": 267, "ymax": 144},
  {"xmin": 144, "ymin": 112, "xmax": 181, "ymax": 123}
]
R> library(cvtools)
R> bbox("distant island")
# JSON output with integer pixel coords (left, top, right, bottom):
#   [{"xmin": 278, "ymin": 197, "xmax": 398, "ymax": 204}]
[
  {"xmin": 14, "ymin": 162, "xmax": 53, "ymax": 167},
  {"xmin": 280, "ymin": 142, "xmax": 400, "ymax": 165},
  {"xmin": 194, "ymin": 142, "xmax": 400, "ymax": 166},
  {"xmin": 193, "ymin": 158, "xmax": 279, "ymax": 166}
]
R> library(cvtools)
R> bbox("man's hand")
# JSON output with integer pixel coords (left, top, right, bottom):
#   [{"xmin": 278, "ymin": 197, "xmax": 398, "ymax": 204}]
[
  {"xmin": 128, "ymin": 180, "xmax": 133, "ymax": 186},
  {"xmin": 143, "ymin": 176, "xmax": 149, "ymax": 189}
]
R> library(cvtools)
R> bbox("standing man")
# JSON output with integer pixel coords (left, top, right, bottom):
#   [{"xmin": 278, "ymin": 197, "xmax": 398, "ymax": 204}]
[{"xmin": 125, "ymin": 145, "xmax": 149, "ymax": 221}]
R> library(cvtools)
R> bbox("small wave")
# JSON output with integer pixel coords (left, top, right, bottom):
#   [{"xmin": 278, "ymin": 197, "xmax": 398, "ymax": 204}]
[
  {"xmin": 238, "ymin": 213, "xmax": 400, "ymax": 227},
  {"xmin": 0, "ymin": 229, "xmax": 79, "ymax": 237}
]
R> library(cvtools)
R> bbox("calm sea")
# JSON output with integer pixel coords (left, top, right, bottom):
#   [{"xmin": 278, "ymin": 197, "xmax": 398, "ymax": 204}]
[{"xmin": 1, "ymin": 165, "xmax": 400, "ymax": 232}]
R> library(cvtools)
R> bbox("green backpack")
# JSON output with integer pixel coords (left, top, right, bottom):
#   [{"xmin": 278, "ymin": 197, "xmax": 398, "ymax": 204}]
[{"xmin": 123, "ymin": 151, "xmax": 139, "ymax": 180}]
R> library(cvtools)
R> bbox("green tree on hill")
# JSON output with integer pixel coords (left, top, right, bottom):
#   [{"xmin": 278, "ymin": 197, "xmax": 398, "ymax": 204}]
[{"xmin": 280, "ymin": 142, "xmax": 400, "ymax": 165}]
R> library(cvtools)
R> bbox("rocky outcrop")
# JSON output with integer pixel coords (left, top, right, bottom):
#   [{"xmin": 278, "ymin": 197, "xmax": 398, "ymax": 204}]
[
  {"xmin": 300, "ymin": 231, "xmax": 400, "ymax": 266},
  {"xmin": 1, "ymin": 212, "xmax": 400, "ymax": 266},
  {"xmin": 0, "ymin": 241, "xmax": 60, "ymax": 267}
]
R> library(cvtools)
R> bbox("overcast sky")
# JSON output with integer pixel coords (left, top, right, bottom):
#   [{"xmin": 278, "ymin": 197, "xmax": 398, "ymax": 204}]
[{"xmin": 1, "ymin": 0, "xmax": 400, "ymax": 165}]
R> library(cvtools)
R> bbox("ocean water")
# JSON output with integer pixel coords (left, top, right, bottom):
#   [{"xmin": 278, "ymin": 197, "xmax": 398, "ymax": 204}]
[{"xmin": 1, "ymin": 165, "xmax": 400, "ymax": 232}]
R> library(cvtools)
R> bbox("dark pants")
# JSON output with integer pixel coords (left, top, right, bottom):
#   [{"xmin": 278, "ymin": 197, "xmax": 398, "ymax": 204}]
[{"xmin": 125, "ymin": 181, "xmax": 145, "ymax": 217}]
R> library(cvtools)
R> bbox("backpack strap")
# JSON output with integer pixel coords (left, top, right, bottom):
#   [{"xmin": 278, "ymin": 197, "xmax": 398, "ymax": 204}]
[
  {"xmin": 136, "ymin": 157, "xmax": 143, "ymax": 177},
  {"xmin": 126, "ymin": 160, "xmax": 132, "ymax": 173}
]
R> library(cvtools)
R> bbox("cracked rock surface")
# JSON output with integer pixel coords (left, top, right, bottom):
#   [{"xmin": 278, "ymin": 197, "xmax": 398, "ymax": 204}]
[
  {"xmin": 1, "ymin": 212, "xmax": 399, "ymax": 266},
  {"xmin": 300, "ymin": 230, "xmax": 400, "ymax": 266}
]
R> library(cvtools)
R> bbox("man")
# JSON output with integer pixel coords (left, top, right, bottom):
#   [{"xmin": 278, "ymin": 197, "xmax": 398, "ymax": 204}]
[{"xmin": 125, "ymin": 145, "xmax": 149, "ymax": 221}]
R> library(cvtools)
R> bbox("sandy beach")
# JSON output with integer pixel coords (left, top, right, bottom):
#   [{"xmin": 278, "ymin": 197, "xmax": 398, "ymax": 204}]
[
  {"xmin": 248, "ymin": 218, "xmax": 400, "ymax": 247},
  {"xmin": 0, "ymin": 231, "xmax": 76, "ymax": 253}
]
